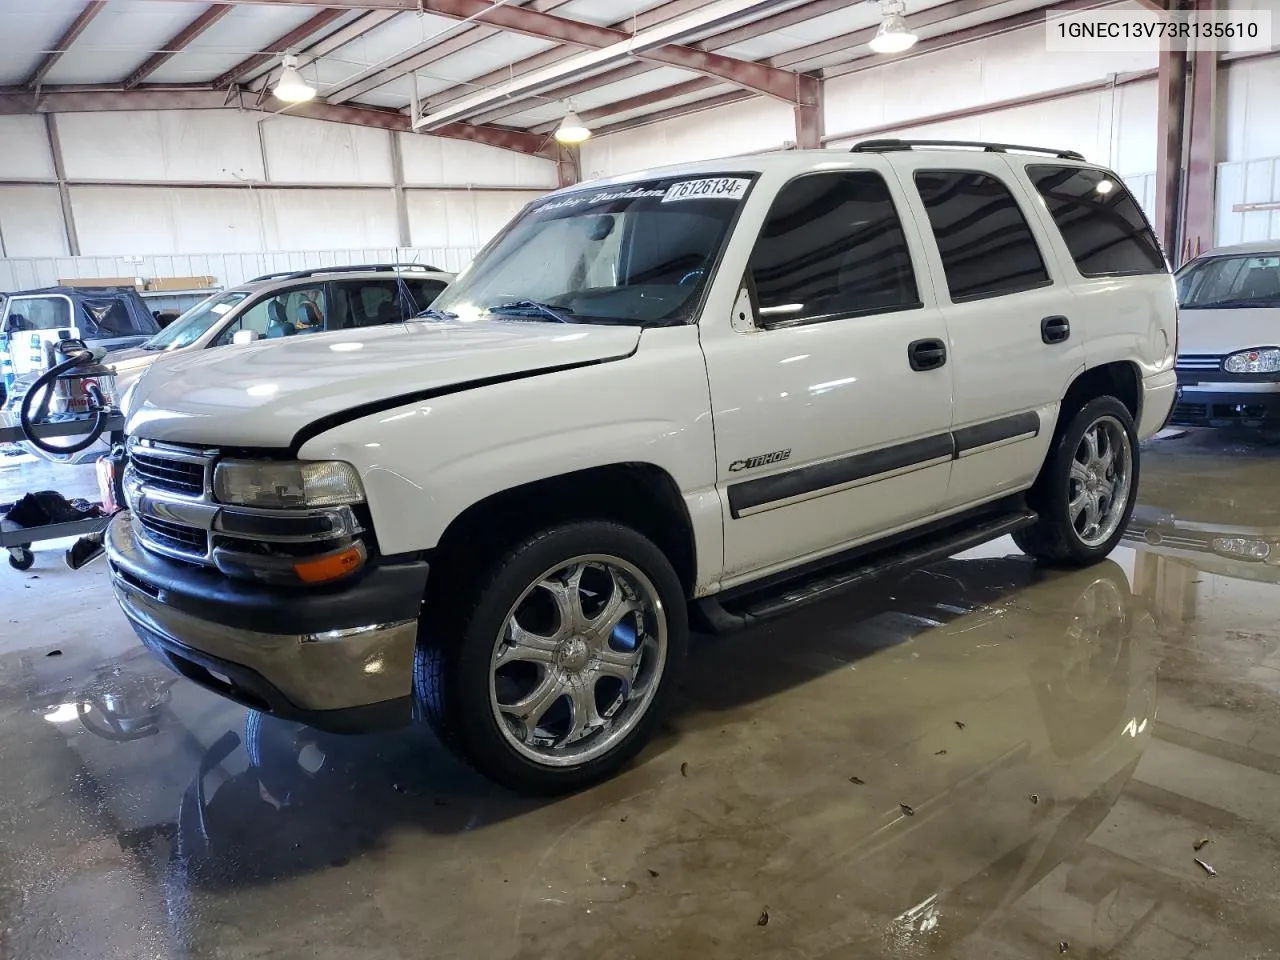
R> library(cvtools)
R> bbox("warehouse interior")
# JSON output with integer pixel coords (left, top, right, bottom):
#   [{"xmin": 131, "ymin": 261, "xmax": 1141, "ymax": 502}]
[{"xmin": 2, "ymin": 0, "xmax": 1280, "ymax": 957}]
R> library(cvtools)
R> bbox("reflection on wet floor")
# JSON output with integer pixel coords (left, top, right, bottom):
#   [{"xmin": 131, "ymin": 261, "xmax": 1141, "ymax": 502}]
[{"xmin": 3, "ymin": 429, "xmax": 1280, "ymax": 958}]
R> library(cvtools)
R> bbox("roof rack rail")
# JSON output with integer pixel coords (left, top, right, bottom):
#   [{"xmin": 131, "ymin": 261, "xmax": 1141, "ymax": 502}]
[
  {"xmin": 849, "ymin": 139, "xmax": 1086, "ymax": 161},
  {"xmin": 249, "ymin": 263, "xmax": 443, "ymax": 282}
]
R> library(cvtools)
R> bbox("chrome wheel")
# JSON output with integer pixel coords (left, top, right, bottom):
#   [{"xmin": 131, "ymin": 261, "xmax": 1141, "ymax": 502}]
[
  {"xmin": 1068, "ymin": 415, "xmax": 1133, "ymax": 548},
  {"xmin": 489, "ymin": 554, "xmax": 667, "ymax": 768}
]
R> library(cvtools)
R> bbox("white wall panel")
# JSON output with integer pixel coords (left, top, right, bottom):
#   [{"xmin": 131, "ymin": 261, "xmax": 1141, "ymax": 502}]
[
  {"xmin": 258, "ymin": 189, "xmax": 399, "ymax": 249},
  {"xmin": 71, "ymin": 186, "xmax": 262, "ymax": 255},
  {"xmin": 0, "ymin": 247, "xmax": 479, "ymax": 293},
  {"xmin": 398, "ymin": 134, "xmax": 558, "ymax": 188},
  {"xmin": 580, "ymin": 97, "xmax": 796, "ymax": 178},
  {"xmin": 260, "ymin": 115, "xmax": 394, "ymax": 185},
  {"xmin": 406, "ymin": 189, "xmax": 541, "ymax": 248},
  {"xmin": 0, "ymin": 116, "xmax": 56, "ymax": 180},
  {"xmin": 0, "ymin": 186, "xmax": 69, "ymax": 258},
  {"xmin": 824, "ymin": 14, "xmax": 1156, "ymax": 138},
  {"xmin": 1222, "ymin": 57, "xmax": 1280, "ymax": 163},
  {"xmin": 56, "ymin": 111, "xmax": 265, "ymax": 183},
  {"xmin": 1216, "ymin": 157, "xmax": 1280, "ymax": 245}
]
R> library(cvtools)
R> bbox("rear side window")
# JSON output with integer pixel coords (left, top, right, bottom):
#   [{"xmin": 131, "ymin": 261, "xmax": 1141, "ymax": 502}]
[
  {"xmin": 1027, "ymin": 164, "xmax": 1166, "ymax": 277},
  {"xmin": 404, "ymin": 279, "xmax": 448, "ymax": 313},
  {"xmin": 914, "ymin": 170, "xmax": 1050, "ymax": 302},
  {"xmin": 749, "ymin": 170, "xmax": 920, "ymax": 326}
]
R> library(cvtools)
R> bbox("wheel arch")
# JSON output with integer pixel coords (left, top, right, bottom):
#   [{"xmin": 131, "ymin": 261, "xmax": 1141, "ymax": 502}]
[
  {"xmin": 1053, "ymin": 360, "xmax": 1141, "ymax": 438},
  {"xmin": 427, "ymin": 462, "xmax": 699, "ymax": 602}
]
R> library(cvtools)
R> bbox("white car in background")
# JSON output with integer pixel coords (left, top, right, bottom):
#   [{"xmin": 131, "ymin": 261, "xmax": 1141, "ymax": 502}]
[
  {"xmin": 107, "ymin": 263, "xmax": 455, "ymax": 392},
  {"xmin": 1171, "ymin": 241, "xmax": 1280, "ymax": 429}
]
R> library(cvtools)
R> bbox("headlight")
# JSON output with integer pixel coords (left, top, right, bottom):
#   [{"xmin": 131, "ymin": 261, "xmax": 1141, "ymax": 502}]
[
  {"xmin": 1223, "ymin": 348, "xmax": 1280, "ymax": 374},
  {"xmin": 213, "ymin": 460, "xmax": 364, "ymax": 508}
]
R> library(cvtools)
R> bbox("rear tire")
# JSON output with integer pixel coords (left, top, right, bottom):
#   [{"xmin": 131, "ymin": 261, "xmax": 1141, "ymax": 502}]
[
  {"xmin": 1015, "ymin": 396, "xmax": 1139, "ymax": 567},
  {"xmin": 415, "ymin": 520, "xmax": 687, "ymax": 794}
]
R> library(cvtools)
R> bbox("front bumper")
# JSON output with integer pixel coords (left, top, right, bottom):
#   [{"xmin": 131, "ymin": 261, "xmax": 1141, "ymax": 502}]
[
  {"xmin": 106, "ymin": 512, "xmax": 428, "ymax": 732},
  {"xmin": 1169, "ymin": 389, "xmax": 1280, "ymax": 427}
]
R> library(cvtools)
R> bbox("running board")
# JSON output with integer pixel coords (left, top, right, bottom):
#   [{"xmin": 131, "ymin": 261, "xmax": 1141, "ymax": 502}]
[{"xmin": 693, "ymin": 508, "xmax": 1038, "ymax": 633}]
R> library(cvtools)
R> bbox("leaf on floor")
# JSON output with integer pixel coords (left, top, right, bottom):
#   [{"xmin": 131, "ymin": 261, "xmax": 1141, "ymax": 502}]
[
  {"xmin": 899, "ymin": 803, "xmax": 915, "ymax": 817},
  {"xmin": 757, "ymin": 907, "xmax": 770, "ymax": 927},
  {"xmin": 954, "ymin": 720, "xmax": 966, "ymax": 730},
  {"xmin": 680, "ymin": 762, "xmax": 688, "ymax": 778},
  {"xmin": 849, "ymin": 776, "xmax": 865, "ymax": 785}
]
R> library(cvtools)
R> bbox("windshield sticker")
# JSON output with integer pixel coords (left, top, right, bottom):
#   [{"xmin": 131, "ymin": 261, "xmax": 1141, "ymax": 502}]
[
  {"xmin": 662, "ymin": 178, "xmax": 751, "ymax": 203},
  {"xmin": 537, "ymin": 187, "xmax": 667, "ymax": 213},
  {"xmin": 210, "ymin": 303, "xmax": 233, "ymax": 315}
]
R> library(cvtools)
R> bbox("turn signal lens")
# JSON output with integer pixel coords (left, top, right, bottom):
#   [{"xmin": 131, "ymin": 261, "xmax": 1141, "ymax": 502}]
[{"xmin": 293, "ymin": 542, "xmax": 367, "ymax": 584}]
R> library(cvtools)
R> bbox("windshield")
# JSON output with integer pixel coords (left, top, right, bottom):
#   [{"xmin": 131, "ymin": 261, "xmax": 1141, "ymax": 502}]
[
  {"xmin": 431, "ymin": 174, "xmax": 754, "ymax": 327},
  {"xmin": 143, "ymin": 291, "xmax": 250, "ymax": 350},
  {"xmin": 1177, "ymin": 253, "xmax": 1280, "ymax": 308}
]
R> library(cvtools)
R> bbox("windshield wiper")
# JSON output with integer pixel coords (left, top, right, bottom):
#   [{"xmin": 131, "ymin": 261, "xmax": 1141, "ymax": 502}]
[
  {"xmin": 487, "ymin": 299, "xmax": 576, "ymax": 324},
  {"xmin": 414, "ymin": 308, "xmax": 458, "ymax": 321}
]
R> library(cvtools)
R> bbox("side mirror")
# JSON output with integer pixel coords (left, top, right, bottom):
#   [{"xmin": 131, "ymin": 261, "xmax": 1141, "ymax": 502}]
[{"xmin": 232, "ymin": 329, "xmax": 260, "ymax": 346}]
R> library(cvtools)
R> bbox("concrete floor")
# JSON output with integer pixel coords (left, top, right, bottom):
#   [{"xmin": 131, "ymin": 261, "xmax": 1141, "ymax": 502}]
[{"xmin": 2, "ymin": 430, "xmax": 1279, "ymax": 959}]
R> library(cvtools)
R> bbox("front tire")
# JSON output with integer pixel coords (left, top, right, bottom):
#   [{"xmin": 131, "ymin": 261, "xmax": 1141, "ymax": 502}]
[
  {"xmin": 1014, "ymin": 396, "xmax": 1139, "ymax": 566},
  {"xmin": 415, "ymin": 521, "xmax": 687, "ymax": 794}
]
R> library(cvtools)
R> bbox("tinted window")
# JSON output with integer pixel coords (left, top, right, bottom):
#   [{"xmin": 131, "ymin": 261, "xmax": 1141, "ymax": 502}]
[
  {"xmin": 1176, "ymin": 253, "xmax": 1280, "ymax": 308},
  {"xmin": 331, "ymin": 279, "xmax": 403, "ymax": 329},
  {"xmin": 81, "ymin": 296, "xmax": 157, "ymax": 338},
  {"xmin": 1027, "ymin": 164, "xmax": 1165, "ymax": 277},
  {"xmin": 914, "ymin": 170, "xmax": 1050, "ymax": 301},
  {"xmin": 749, "ymin": 171, "xmax": 919, "ymax": 325},
  {"xmin": 405, "ymin": 279, "xmax": 448, "ymax": 313}
]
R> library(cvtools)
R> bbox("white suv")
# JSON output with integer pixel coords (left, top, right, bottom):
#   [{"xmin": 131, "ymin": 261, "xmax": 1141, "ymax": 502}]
[{"xmin": 106, "ymin": 141, "xmax": 1178, "ymax": 793}]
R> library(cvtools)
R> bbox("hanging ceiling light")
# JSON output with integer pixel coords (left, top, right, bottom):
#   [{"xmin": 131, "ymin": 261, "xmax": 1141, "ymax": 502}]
[
  {"xmin": 554, "ymin": 107, "xmax": 591, "ymax": 145},
  {"xmin": 274, "ymin": 54, "xmax": 316, "ymax": 103},
  {"xmin": 869, "ymin": 0, "xmax": 918, "ymax": 54}
]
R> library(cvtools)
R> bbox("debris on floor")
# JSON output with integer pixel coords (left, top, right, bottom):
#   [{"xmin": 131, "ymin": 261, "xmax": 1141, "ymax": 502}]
[
  {"xmin": 45, "ymin": 649, "xmax": 61, "ymax": 657},
  {"xmin": 955, "ymin": 720, "xmax": 966, "ymax": 729},
  {"xmin": 1195, "ymin": 858, "xmax": 1217, "ymax": 877},
  {"xmin": 680, "ymin": 762, "xmax": 688, "ymax": 777},
  {"xmin": 848, "ymin": 776, "xmax": 865, "ymax": 785},
  {"xmin": 1059, "ymin": 941, "xmax": 1069, "ymax": 953},
  {"xmin": 899, "ymin": 803, "xmax": 915, "ymax": 817},
  {"xmin": 647, "ymin": 869, "xmax": 659, "ymax": 878},
  {"xmin": 1029, "ymin": 794, "xmax": 1039, "ymax": 804},
  {"xmin": 934, "ymin": 749, "xmax": 947, "ymax": 756},
  {"xmin": 1194, "ymin": 837, "xmax": 1211, "ymax": 851},
  {"xmin": 757, "ymin": 907, "xmax": 769, "ymax": 927}
]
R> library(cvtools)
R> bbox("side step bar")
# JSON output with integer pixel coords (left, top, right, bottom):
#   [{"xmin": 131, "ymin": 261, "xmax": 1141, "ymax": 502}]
[{"xmin": 693, "ymin": 508, "xmax": 1037, "ymax": 633}]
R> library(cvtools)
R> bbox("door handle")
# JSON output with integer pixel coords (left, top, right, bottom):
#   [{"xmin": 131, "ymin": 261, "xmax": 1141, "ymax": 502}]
[
  {"xmin": 908, "ymin": 338, "xmax": 947, "ymax": 371},
  {"xmin": 1041, "ymin": 315, "xmax": 1070, "ymax": 344}
]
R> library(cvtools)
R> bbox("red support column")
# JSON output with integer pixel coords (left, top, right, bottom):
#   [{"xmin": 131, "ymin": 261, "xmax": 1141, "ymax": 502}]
[
  {"xmin": 1179, "ymin": 3, "xmax": 1217, "ymax": 263},
  {"xmin": 1154, "ymin": 45, "xmax": 1187, "ymax": 262},
  {"xmin": 794, "ymin": 75, "xmax": 824, "ymax": 150}
]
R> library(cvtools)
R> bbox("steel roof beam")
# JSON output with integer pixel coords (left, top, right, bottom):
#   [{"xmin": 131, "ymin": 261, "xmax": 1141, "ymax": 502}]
[
  {"xmin": 0, "ymin": 86, "xmax": 549, "ymax": 156},
  {"xmin": 125, "ymin": 4, "xmax": 234, "ymax": 89},
  {"xmin": 323, "ymin": 1, "xmax": 580, "ymax": 107},
  {"xmin": 469, "ymin": 0, "xmax": 854, "ymax": 126},
  {"xmin": 250, "ymin": 10, "xmax": 400, "ymax": 90},
  {"xmin": 413, "ymin": 0, "xmax": 816, "ymax": 129},
  {"xmin": 213, "ymin": 8, "xmax": 348, "ymax": 88},
  {"xmin": 25, "ymin": 1, "xmax": 107, "ymax": 90}
]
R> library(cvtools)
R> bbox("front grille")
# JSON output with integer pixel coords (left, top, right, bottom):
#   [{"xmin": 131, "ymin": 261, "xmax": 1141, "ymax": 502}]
[
  {"xmin": 130, "ymin": 450, "xmax": 206, "ymax": 496},
  {"xmin": 139, "ymin": 515, "xmax": 209, "ymax": 559},
  {"xmin": 1176, "ymin": 353, "xmax": 1225, "ymax": 372},
  {"xmin": 1171, "ymin": 401, "xmax": 1207, "ymax": 422}
]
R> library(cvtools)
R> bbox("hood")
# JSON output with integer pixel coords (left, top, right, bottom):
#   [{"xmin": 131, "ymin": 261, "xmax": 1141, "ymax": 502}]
[
  {"xmin": 126, "ymin": 319, "xmax": 640, "ymax": 447},
  {"xmin": 105, "ymin": 345, "xmax": 160, "ymax": 372},
  {"xmin": 1177, "ymin": 306, "xmax": 1280, "ymax": 354}
]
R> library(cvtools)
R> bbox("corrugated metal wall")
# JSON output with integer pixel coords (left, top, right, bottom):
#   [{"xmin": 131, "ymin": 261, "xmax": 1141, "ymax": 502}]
[
  {"xmin": 0, "ymin": 109, "xmax": 554, "ymax": 288},
  {"xmin": 0, "ymin": 247, "xmax": 480, "ymax": 293}
]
